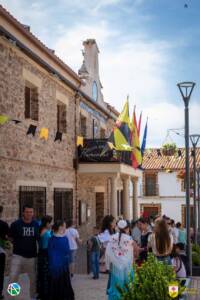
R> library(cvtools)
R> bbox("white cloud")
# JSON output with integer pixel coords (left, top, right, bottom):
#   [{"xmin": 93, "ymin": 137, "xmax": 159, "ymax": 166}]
[
  {"xmin": 54, "ymin": 22, "xmax": 118, "ymax": 71},
  {"xmin": 142, "ymin": 102, "xmax": 200, "ymax": 147},
  {"xmin": 1, "ymin": 0, "xmax": 200, "ymax": 147}
]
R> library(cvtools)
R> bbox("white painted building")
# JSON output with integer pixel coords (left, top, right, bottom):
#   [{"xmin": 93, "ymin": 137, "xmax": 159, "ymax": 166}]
[{"xmin": 137, "ymin": 148, "xmax": 200, "ymax": 225}]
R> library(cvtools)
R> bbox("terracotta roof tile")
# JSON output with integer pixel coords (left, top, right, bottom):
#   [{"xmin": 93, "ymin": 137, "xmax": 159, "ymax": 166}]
[{"xmin": 142, "ymin": 148, "xmax": 200, "ymax": 170}]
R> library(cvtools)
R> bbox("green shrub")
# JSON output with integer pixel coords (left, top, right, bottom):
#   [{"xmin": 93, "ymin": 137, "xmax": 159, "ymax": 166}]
[
  {"xmin": 192, "ymin": 244, "xmax": 200, "ymax": 255},
  {"xmin": 192, "ymin": 251, "xmax": 200, "ymax": 266},
  {"xmin": 117, "ymin": 254, "xmax": 185, "ymax": 300}
]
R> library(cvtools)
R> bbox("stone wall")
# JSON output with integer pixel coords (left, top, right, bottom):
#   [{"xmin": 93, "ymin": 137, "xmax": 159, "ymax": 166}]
[
  {"xmin": 0, "ymin": 37, "xmax": 116, "ymax": 233},
  {"xmin": 77, "ymin": 174, "xmax": 110, "ymax": 239},
  {"xmin": 0, "ymin": 37, "xmax": 76, "ymax": 222}
]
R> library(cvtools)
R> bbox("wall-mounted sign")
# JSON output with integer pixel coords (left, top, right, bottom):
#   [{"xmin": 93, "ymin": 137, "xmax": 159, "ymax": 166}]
[{"xmin": 78, "ymin": 139, "xmax": 116, "ymax": 162}]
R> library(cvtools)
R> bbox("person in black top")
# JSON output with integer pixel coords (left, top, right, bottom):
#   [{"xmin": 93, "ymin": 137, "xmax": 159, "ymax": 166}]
[
  {"xmin": 0, "ymin": 205, "xmax": 9, "ymax": 300},
  {"xmin": 139, "ymin": 217, "xmax": 152, "ymax": 262},
  {"xmin": 9, "ymin": 205, "xmax": 39, "ymax": 300}
]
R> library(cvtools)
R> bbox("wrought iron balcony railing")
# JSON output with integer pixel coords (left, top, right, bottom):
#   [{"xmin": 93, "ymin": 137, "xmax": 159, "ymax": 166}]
[{"xmin": 77, "ymin": 138, "xmax": 132, "ymax": 166}]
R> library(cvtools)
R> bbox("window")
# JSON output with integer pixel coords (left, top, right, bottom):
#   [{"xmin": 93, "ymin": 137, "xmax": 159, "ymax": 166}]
[
  {"xmin": 54, "ymin": 188, "xmax": 73, "ymax": 222},
  {"xmin": 80, "ymin": 114, "xmax": 87, "ymax": 137},
  {"xmin": 92, "ymin": 81, "xmax": 98, "ymax": 102},
  {"xmin": 100, "ymin": 128, "xmax": 106, "ymax": 138},
  {"xmin": 24, "ymin": 84, "xmax": 39, "ymax": 121},
  {"xmin": 19, "ymin": 186, "xmax": 46, "ymax": 219},
  {"xmin": 57, "ymin": 101, "xmax": 67, "ymax": 133},
  {"xmin": 144, "ymin": 173, "xmax": 158, "ymax": 196}
]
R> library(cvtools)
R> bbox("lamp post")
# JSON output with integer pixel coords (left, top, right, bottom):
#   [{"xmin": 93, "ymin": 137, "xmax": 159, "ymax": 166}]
[
  {"xmin": 177, "ymin": 81, "xmax": 195, "ymax": 276},
  {"xmin": 197, "ymin": 168, "xmax": 200, "ymax": 234},
  {"xmin": 190, "ymin": 135, "xmax": 200, "ymax": 244}
]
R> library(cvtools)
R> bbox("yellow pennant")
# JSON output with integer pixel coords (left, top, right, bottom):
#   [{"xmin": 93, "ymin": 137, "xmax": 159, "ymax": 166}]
[
  {"xmin": 0, "ymin": 115, "xmax": 9, "ymax": 125},
  {"xmin": 77, "ymin": 136, "xmax": 83, "ymax": 147},
  {"xmin": 39, "ymin": 128, "xmax": 48, "ymax": 140}
]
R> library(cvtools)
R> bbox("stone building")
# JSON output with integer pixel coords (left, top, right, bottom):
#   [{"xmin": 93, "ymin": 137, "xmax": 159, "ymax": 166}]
[{"xmin": 0, "ymin": 5, "xmax": 141, "ymax": 238}]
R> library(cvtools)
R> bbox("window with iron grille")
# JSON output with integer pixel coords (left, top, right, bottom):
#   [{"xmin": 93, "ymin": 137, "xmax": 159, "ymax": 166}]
[
  {"xmin": 144, "ymin": 173, "xmax": 158, "ymax": 196},
  {"xmin": 80, "ymin": 114, "xmax": 87, "ymax": 137},
  {"xmin": 24, "ymin": 84, "xmax": 39, "ymax": 121},
  {"xmin": 19, "ymin": 186, "xmax": 46, "ymax": 219},
  {"xmin": 57, "ymin": 101, "xmax": 67, "ymax": 133},
  {"xmin": 54, "ymin": 188, "xmax": 73, "ymax": 222}
]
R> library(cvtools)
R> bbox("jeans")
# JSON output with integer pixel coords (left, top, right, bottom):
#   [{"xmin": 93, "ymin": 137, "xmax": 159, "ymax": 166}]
[
  {"xmin": 90, "ymin": 251, "xmax": 100, "ymax": 278},
  {"xmin": 0, "ymin": 253, "xmax": 5, "ymax": 296}
]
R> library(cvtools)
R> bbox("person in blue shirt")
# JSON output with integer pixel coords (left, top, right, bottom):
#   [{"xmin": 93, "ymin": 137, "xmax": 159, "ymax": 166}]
[
  {"xmin": 48, "ymin": 220, "xmax": 74, "ymax": 300},
  {"xmin": 37, "ymin": 215, "xmax": 52, "ymax": 300}
]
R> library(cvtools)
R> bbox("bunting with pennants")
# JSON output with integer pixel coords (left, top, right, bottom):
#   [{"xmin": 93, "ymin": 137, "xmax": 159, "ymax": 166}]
[
  {"xmin": 0, "ymin": 114, "xmax": 68, "ymax": 143},
  {"xmin": 39, "ymin": 128, "xmax": 49, "ymax": 140},
  {"xmin": 0, "ymin": 115, "xmax": 10, "ymax": 125},
  {"xmin": 77, "ymin": 136, "xmax": 84, "ymax": 147}
]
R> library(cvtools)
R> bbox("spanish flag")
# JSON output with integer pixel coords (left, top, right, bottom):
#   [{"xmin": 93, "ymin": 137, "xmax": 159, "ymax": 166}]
[{"xmin": 131, "ymin": 109, "xmax": 142, "ymax": 168}]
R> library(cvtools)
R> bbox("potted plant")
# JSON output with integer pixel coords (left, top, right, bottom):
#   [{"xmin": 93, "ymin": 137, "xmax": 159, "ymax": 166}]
[
  {"xmin": 117, "ymin": 254, "xmax": 187, "ymax": 300},
  {"xmin": 192, "ymin": 244, "xmax": 200, "ymax": 276},
  {"xmin": 162, "ymin": 143, "xmax": 177, "ymax": 156}
]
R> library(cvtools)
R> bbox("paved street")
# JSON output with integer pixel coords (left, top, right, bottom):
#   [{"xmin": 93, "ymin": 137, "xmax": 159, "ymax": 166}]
[
  {"xmin": 73, "ymin": 274, "xmax": 107, "ymax": 300},
  {"xmin": 3, "ymin": 273, "xmax": 108, "ymax": 300},
  {"xmin": 4, "ymin": 273, "xmax": 200, "ymax": 300}
]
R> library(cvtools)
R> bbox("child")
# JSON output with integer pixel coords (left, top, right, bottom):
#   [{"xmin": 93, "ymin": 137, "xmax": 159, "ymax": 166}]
[
  {"xmin": 171, "ymin": 244, "xmax": 187, "ymax": 278},
  {"xmin": 88, "ymin": 227, "xmax": 101, "ymax": 279}
]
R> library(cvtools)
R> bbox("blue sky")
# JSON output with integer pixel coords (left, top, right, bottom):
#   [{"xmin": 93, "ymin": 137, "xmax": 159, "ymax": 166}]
[{"xmin": 1, "ymin": 0, "xmax": 200, "ymax": 147}]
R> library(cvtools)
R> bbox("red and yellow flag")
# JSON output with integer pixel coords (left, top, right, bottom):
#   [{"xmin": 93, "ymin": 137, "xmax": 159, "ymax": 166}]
[{"xmin": 131, "ymin": 109, "xmax": 142, "ymax": 168}]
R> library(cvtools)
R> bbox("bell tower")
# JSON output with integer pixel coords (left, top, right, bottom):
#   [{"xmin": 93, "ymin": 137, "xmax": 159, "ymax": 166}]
[{"xmin": 79, "ymin": 39, "xmax": 105, "ymax": 107}]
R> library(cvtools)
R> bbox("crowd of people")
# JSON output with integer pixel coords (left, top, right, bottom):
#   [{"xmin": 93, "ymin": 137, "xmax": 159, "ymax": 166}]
[
  {"xmin": 0, "ymin": 203, "xmax": 190, "ymax": 300},
  {"xmin": 0, "ymin": 205, "xmax": 81, "ymax": 300},
  {"xmin": 87, "ymin": 214, "xmax": 189, "ymax": 300}
]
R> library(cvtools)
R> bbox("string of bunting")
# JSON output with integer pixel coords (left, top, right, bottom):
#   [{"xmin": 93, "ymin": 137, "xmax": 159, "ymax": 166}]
[{"xmin": 0, "ymin": 114, "xmax": 84, "ymax": 145}]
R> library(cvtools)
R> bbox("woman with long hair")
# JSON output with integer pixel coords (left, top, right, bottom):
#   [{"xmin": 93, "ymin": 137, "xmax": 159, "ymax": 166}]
[
  {"xmin": 148, "ymin": 219, "xmax": 173, "ymax": 264},
  {"xmin": 98, "ymin": 215, "xmax": 116, "ymax": 273},
  {"xmin": 37, "ymin": 215, "xmax": 52, "ymax": 300},
  {"xmin": 48, "ymin": 220, "xmax": 74, "ymax": 300},
  {"xmin": 105, "ymin": 220, "xmax": 134, "ymax": 300}
]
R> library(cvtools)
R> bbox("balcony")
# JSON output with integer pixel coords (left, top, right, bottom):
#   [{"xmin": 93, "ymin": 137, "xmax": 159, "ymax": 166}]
[
  {"xmin": 140, "ymin": 184, "xmax": 159, "ymax": 197},
  {"xmin": 78, "ymin": 138, "xmax": 132, "ymax": 166}
]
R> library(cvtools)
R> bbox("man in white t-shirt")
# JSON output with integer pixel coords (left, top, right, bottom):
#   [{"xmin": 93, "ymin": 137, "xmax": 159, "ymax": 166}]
[{"xmin": 65, "ymin": 220, "xmax": 82, "ymax": 277}]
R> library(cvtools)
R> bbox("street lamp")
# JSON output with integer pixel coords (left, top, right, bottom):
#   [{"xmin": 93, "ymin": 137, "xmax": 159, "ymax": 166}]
[
  {"xmin": 190, "ymin": 134, "xmax": 200, "ymax": 244},
  {"xmin": 197, "ymin": 168, "xmax": 200, "ymax": 237},
  {"xmin": 177, "ymin": 81, "xmax": 195, "ymax": 276}
]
